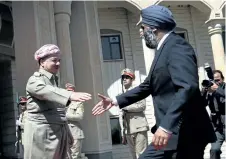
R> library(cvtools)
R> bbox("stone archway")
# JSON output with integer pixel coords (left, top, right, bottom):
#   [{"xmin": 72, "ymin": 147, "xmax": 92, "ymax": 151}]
[
  {"xmin": 97, "ymin": 1, "xmax": 141, "ymax": 14},
  {"xmin": 155, "ymin": 0, "xmax": 212, "ymax": 13},
  {"xmin": 0, "ymin": 2, "xmax": 17, "ymax": 158}
]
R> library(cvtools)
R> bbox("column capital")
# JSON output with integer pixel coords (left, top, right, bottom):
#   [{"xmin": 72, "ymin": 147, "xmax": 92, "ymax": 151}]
[
  {"xmin": 54, "ymin": 1, "xmax": 72, "ymax": 16},
  {"xmin": 206, "ymin": 18, "xmax": 225, "ymax": 35},
  {"xmin": 54, "ymin": 1, "xmax": 72, "ymax": 23}
]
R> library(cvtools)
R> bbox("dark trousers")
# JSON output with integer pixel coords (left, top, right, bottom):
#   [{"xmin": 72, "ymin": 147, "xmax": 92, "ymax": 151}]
[
  {"xmin": 139, "ymin": 142, "xmax": 207, "ymax": 159},
  {"xmin": 210, "ymin": 129, "xmax": 225, "ymax": 159}
]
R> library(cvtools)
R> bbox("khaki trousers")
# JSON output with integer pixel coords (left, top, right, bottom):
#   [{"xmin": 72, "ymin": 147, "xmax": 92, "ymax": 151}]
[
  {"xmin": 68, "ymin": 139, "xmax": 83, "ymax": 159},
  {"xmin": 24, "ymin": 120, "xmax": 73, "ymax": 159},
  {"xmin": 126, "ymin": 131, "xmax": 148, "ymax": 159}
]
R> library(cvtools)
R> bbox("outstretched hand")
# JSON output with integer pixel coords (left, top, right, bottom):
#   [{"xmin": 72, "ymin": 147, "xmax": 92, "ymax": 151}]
[
  {"xmin": 70, "ymin": 92, "xmax": 92, "ymax": 102},
  {"xmin": 92, "ymin": 94, "xmax": 115, "ymax": 115}
]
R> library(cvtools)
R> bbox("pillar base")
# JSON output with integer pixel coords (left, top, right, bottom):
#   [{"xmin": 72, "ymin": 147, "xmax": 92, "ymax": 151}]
[{"xmin": 86, "ymin": 151, "xmax": 112, "ymax": 159}]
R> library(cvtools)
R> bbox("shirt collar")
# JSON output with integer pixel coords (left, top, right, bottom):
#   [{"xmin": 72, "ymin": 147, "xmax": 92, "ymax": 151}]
[
  {"xmin": 39, "ymin": 68, "xmax": 54, "ymax": 80},
  {"xmin": 157, "ymin": 31, "xmax": 173, "ymax": 50}
]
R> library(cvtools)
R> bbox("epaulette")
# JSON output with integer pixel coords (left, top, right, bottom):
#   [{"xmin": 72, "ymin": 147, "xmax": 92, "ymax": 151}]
[{"xmin": 33, "ymin": 72, "xmax": 42, "ymax": 77}]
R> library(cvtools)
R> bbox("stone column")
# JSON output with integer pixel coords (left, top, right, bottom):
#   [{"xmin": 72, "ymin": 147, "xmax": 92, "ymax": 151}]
[
  {"xmin": 70, "ymin": 1, "xmax": 112, "ymax": 159},
  {"xmin": 207, "ymin": 19, "xmax": 225, "ymax": 74},
  {"xmin": 13, "ymin": 1, "xmax": 57, "ymax": 95},
  {"xmin": 54, "ymin": 1, "xmax": 75, "ymax": 86}
]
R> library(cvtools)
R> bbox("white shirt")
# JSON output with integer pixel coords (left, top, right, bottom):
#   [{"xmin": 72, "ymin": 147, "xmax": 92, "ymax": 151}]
[
  {"xmin": 157, "ymin": 31, "xmax": 173, "ymax": 50},
  {"xmin": 113, "ymin": 31, "xmax": 173, "ymax": 134}
]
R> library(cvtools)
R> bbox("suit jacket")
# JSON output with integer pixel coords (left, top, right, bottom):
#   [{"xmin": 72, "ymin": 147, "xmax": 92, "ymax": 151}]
[
  {"xmin": 66, "ymin": 101, "xmax": 85, "ymax": 139},
  {"xmin": 116, "ymin": 32, "xmax": 216, "ymax": 150}
]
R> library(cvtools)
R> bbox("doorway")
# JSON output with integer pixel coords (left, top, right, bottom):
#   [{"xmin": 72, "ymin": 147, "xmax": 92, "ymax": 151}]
[{"xmin": 0, "ymin": 58, "xmax": 16, "ymax": 158}]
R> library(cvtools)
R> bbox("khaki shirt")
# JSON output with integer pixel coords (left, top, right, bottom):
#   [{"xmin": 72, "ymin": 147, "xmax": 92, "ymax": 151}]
[
  {"xmin": 18, "ymin": 110, "xmax": 28, "ymax": 145},
  {"xmin": 26, "ymin": 69, "xmax": 72, "ymax": 123},
  {"xmin": 66, "ymin": 102, "xmax": 85, "ymax": 139},
  {"xmin": 18, "ymin": 111, "xmax": 28, "ymax": 130},
  {"xmin": 119, "ymin": 86, "xmax": 149, "ymax": 135}
]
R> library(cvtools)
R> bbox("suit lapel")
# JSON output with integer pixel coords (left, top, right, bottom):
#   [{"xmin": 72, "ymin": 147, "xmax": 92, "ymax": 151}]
[{"xmin": 148, "ymin": 33, "xmax": 174, "ymax": 77}]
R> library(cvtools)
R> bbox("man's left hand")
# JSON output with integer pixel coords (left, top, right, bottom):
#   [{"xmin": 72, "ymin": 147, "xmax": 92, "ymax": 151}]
[
  {"xmin": 208, "ymin": 83, "xmax": 219, "ymax": 93},
  {"xmin": 152, "ymin": 128, "xmax": 171, "ymax": 150}
]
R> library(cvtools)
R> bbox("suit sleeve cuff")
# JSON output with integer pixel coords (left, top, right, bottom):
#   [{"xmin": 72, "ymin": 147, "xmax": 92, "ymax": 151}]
[
  {"xmin": 112, "ymin": 96, "xmax": 119, "ymax": 106},
  {"xmin": 159, "ymin": 126, "xmax": 172, "ymax": 134}
]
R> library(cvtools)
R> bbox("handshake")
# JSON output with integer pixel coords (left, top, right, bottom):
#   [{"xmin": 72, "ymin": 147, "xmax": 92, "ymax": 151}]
[
  {"xmin": 65, "ymin": 83, "xmax": 92, "ymax": 102},
  {"xmin": 65, "ymin": 83, "xmax": 114, "ymax": 115}
]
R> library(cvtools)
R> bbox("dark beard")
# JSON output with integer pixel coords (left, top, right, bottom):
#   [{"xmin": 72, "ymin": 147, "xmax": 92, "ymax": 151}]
[{"xmin": 144, "ymin": 29, "xmax": 158, "ymax": 49}]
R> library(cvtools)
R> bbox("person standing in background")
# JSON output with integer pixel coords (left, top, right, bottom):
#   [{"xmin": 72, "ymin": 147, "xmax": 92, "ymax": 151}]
[
  {"xmin": 65, "ymin": 83, "xmax": 86, "ymax": 159},
  {"xmin": 202, "ymin": 70, "xmax": 225, "ymax": 159},
  {"xmin": 15, "ymin": 96, "xmax": 28, "ymax": 157},
  {"xmin": 16, "ymin": 96, "xmax": 28, "ymax": 145},
  {"xmin": 119, "ymin": 68, "xmax": 149, "ymax": 159}
]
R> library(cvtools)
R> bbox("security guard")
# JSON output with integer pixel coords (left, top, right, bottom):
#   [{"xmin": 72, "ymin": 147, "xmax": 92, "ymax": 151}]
[
  {"xmin": 17, "ymin": 96, "xmax": 28, "ymax": 145},
  {"xmin": 15, "ymin": 96, "xmax": 28, "ymax": 157},
  {"xmin": 24, "ymin": 44, "xmax": 91, "ymax": 159},
  {"xmin": 119, "ymin": 68, "xmax": 149, "ymax": 159},
  {"xmin": 65, "ymin": 83, "xmax": 85, "ymax": 159}
]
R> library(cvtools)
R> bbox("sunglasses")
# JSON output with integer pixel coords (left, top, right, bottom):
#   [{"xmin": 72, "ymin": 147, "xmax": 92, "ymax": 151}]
[{"xmin": 122, "ymin": 75, "xmax": 132, "ymax": 79}]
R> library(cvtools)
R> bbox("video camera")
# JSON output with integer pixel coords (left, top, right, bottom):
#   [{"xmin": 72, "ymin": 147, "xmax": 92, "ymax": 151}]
[{"xmin": 201, "ymin": 63, "xmax": 214, "ymax": 88}]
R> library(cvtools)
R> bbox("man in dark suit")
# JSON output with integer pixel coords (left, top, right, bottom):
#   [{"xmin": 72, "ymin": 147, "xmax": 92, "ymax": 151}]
[{"xmin": 92, "ymin": 5, "xmax": 216, "ymax": 159}]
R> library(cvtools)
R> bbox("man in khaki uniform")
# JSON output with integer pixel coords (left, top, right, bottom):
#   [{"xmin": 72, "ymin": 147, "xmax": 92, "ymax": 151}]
[
  {"xmin": 16, "ymin": 96, "xmax": 28, "ymax": 145},
  {"xmin": 15, "ymin": 96, "xmax": 28, "ymax": 157},
  {"xmin": 24, "ymin": 44, "xmax": 92, "ymax": 159},
  {"xmin": 65, "ymin": 83, "xmax": 85, "ymax": 159},
  {"xmin": 119, "ymin": 68, "xmax": 149, "ymax": 159}
]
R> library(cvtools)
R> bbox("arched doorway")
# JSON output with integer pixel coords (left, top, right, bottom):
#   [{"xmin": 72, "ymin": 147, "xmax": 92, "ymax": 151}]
[{"xmin": 0, "ymin": 2, "xmax": 17, "ymax": 158}]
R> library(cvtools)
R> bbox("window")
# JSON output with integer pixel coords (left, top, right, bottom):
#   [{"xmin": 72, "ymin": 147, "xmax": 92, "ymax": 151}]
[
  {"xmin": 176, "ymin": 32, "xmax": 186, "ymax": 39},
  {"xmin": 175, "ymin": 27, "xmax": 189, "ymax": 41},
  {"xmin": 110, "ymin": 117, "xmax": 122, "ymax": 145},
  {"xmin": 175, "ymin": 31, "xmax": 188, "ymax": 41},
  {"xmin": 0, "ymin": 3, "xmax": 13, "ymax": 47},
  {"xmin": 101, "ymin": 35, "xmax": 123, "ymax": 61},
  {"xmin": 0, "ymin": 20, "xmax": 13, "ymax": 46}
]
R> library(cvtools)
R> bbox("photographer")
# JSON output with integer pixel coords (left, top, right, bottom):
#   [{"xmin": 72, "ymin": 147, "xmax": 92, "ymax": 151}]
[{"xmin": 202, "ymin": 70, "xmax": 225, "ymax": 159}]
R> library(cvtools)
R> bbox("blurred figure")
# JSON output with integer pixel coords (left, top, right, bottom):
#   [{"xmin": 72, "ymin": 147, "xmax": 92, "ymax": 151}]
[
  {"xmin": 17, "ymin": 96, "xmax": 28, "ymax": 145},
  {"xmin": 15, "ymin": 96, "xmax": 28, "ymax": 157},
  {"xmin": 119, "ymin": 68, "xmax": 149, "ymax": 159}
]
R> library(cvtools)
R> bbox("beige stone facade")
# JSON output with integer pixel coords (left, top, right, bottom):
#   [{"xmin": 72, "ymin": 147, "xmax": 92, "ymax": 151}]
[{"xmin": 0, "ymin": 1, "xmax": 225, "ymax": 158}]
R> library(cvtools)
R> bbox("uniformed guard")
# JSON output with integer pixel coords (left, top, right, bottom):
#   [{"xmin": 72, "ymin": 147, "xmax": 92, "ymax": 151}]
[
  {"xmin": 17, "ymin": 96, "xmax": 28, "ymax": 145},
  {"xmin": 24, "ymin": 44, "xmax": 92, "ymax": 159},
  {"xmin": 65, "ymin": 83, "xmax": 85, "ymax": 159},
  {"xmin": 15, "ymin": 96, "xmax": 28, "ymax": 157},
  {"xmin": 118, "ymin": 68, "xmax": 149, "ymax": 159}
]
